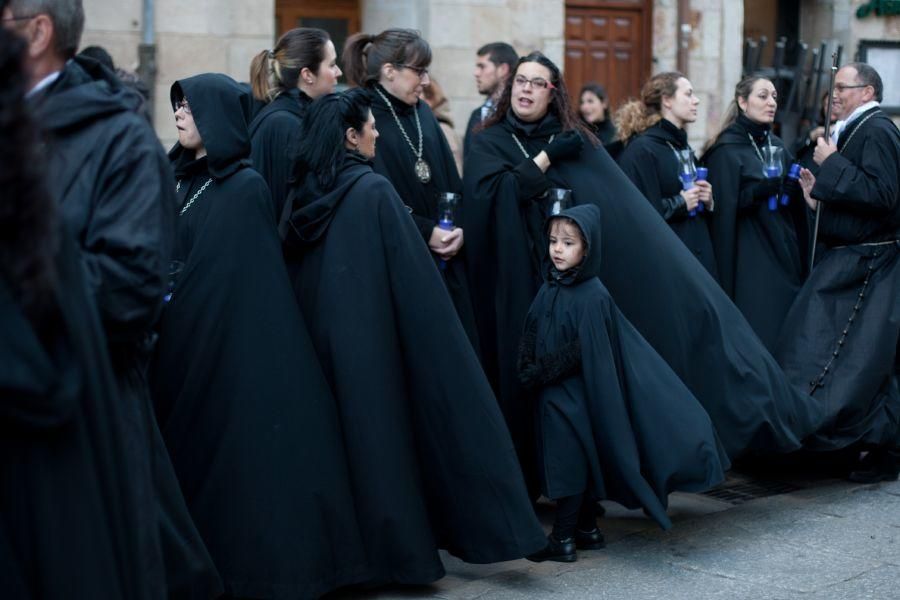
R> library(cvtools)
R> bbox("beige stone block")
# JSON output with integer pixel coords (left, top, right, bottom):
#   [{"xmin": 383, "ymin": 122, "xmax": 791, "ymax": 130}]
[
  {"xmin": 428, "ymin": 3, "xmax": 473, "ymax": 49},
  {"xmin": 83, "ymin": 0, "xmax": 142, "ymax": 32},
  {"xmin": 471, "ymin": 7, "xmax": 513, "ymax": 45},
  {"xmin": 362, "ymin": 0, "xmax": 423, "ymax": 32},
  {"xmin": 79, "ymin": 31, "xmax": 143, "ymax": 70},
  {"xmin": 227, "ymin": 36, "xmax": 274, "ymax": 82}
]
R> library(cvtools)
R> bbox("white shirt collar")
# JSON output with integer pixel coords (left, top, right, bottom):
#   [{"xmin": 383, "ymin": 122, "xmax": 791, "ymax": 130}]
[
  {"xmin": 833, "ymin": 100, "xmax": 880, "ymax": 142},
  {"xmin": 26, "ymin": 70, "xmax": 62, "ymax": 98}
]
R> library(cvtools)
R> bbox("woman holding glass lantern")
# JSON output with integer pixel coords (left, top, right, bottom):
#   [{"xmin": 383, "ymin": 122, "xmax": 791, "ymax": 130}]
[
  {"xmin": 702, "ymin": 76, "xmax": 807, "ymax": 352},
  {"xmin": 616, "ymin": 72, "xmax": 718, "ymax": 279}
]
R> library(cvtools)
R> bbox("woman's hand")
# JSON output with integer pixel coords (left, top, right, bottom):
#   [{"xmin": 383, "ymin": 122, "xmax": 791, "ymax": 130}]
[
  {"xmin": 680, "ymin": 187, "xmax": 702, "ymax": 212},
  {"xmin": 799, "ymin": 168, "xmax": 818, "ymax": 210},
  {"xmin": 429, "ymin": 226, "xmax": 464, "ymax": 260},
  {"xmin": 694, "ymin": 180, "xmax": 714, "ymax": 208}
]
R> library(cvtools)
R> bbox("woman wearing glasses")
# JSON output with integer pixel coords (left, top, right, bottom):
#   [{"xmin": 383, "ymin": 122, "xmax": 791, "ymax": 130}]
[
  {"xmin": 342, "ymin": 28, "xmax": 480, "ymax": 351},
  {"xmin": 465, "ymin": 54, "xmax": 826, "ymax": 474},
  {"xmin": 701, "ymin": 76, "xmax": 808, "ymax": 352},
  {"xmin": 249, "ymin": 28, "xmax": 342, "ymax": 222},
  {"xmin": 616, "ymin": 72, "xmax": 718, "ymax": 279}
]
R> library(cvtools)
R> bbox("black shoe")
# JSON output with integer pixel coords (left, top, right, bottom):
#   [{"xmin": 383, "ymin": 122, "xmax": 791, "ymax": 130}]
[
  {"xmin": 848, "ymin": 449, "xmax": 900, "ymax": 484},
  {"xmin": 526, "ymin": 534, "xmax": 576, "ymax": 563},
  {"xmin": 575, "ymin": 527, "xmax": 606, "ymax": 550},
  {"xmin": 595, "ymin": 501, "xmax": 606, "ymax": 518}
]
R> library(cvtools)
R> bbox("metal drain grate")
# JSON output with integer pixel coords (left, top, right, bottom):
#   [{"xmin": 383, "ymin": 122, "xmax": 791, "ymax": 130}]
[{"xmin": 700, "ymin": 478, "xmax": 803, "ymax": 505}]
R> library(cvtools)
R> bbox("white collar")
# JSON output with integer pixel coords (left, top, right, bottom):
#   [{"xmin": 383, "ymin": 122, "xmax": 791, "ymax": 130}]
[
  {"xmin": 26, "ymin": 70, "xmax": 62, "ymax": 98},
  {"xmin": 833, "ymin": 100, "xmax": 880, "ymax": 142}
]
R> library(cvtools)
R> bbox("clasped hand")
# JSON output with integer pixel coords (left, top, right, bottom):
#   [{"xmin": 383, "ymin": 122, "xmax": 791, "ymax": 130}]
[
  {"xmin": 681, "ymin": 180, "xmax": 713, "ymax": 211},
  {"xmin": 429, "ymin": 226, "xmax": 464, "ymax": 260},
  {"xmin": 813, "ymin": 137, "xmax": 837, "ymax": 165}
]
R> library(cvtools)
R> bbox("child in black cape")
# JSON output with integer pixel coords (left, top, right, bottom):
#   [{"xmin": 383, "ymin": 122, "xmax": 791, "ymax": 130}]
[{"xmin": 520, "ymin": 205, "xmax": 729, "ymax": 562}]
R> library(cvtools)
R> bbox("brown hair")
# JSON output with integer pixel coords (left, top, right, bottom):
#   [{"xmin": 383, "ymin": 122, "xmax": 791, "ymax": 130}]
[
  {"xmin": 614, "ymin": 72, "xmax": 683, "ymax": 143},
  {"xmin": 480, "ymin": 52, "xmax": 598, "ymax": 146},
  {"xmin": 343, "ymin": 28, "xmax": 432, "ymax": 88},
  {"xmin": 250, "ymin": 28, "xmax": 330, "ymax": 102},
  {"xmin": 704, "ymin": 75, "xmax": 769, "ymax": 151}
]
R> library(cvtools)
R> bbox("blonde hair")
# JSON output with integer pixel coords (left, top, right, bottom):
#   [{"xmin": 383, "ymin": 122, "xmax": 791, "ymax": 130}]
[
  {"xmin": 249, "ymin": 28, "xmax": 330, "ymax": 102},
  {"xmin": 703, "ymin": 75, "xmax": 769, "ymax": 152},
  {"xmin": 615, "ymin": 71, "xmax": 683, "ymax": 143}
]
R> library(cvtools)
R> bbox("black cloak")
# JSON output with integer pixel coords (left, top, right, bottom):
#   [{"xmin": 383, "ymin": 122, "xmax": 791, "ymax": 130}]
[
  {"xmin": 153, "ymin": 74, "xmax": 369, "ymax": 598},
  {"xmin": 776, "ymin": 108, "xmax": 900, "ymax": 451},
  {"xmin": 248, "ymin": 88, "xmax": 311, "ymax": 221},
  {"xmin": 32, "ymin": 56, "xmax": 221, "ymax": 599},
  {"xmin": 701, "ymin": 116, "xmax": 807, "ymax": 351},
  {"xmin": 522, "ymin": 205, "xmax": 728, "ymax": 529},
  {"xmin": 617, "ymin": 120, "xmax": 718, "ymax": 279},
  {"xmin": 282, "ymin": 152, "xmax": 546, "ymax": 585},
  {"xmin": 368, "ymin": 85, "xmax": 480, "ymax": 351},
  {"xmin": 1, "ymin": 234, "xmax": 165, "ymax": 600},
  {"xmin": 464, "ymin": 111, "xmax": 827, "ymax": 460}
]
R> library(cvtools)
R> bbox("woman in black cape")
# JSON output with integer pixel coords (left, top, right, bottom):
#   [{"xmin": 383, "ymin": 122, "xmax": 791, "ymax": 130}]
[
  {"xmin": 578, "ymin": 83, "xmax": 617, "ymax": 146},
  {"xmin": 616, "ymin": 72, "xmax": 718, "ymax": 279},
  {"xmin": 152, "ymin": 73, "xmax": 369, "ymax": 599},
  {"xmin": 342, "ymin": 28, "xmax": 480, "ymax": 351},
  {"xmin": 248, "ymin": 27, "xmax": 342, "ymax": 221},
  {"xmin": 0, "ymin": 25, "xmax": 167, "ymax": 598},
  {"xmin": 280, "ymin": 89, "xmax": 546, "ymax": 585},
  {"xmin": 519, "ymin": 204, "xmax": 727, "ymax": 543},
  {"xmin": 701, "ymin": 76, "xmax": 808, "ymax": 352},
  {"xmin": 464, "ymin": 52, "xmax": 827, "ymax": 460}
]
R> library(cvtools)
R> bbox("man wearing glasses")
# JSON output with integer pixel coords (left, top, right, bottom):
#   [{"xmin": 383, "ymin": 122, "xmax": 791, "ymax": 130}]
[
  {"xmin": 3, "ymin": 0, "xmax": 220, "ymax": 597},
  {"xmin": 778, "ymin": 62, "xmax": 900, "ymax": 483}
]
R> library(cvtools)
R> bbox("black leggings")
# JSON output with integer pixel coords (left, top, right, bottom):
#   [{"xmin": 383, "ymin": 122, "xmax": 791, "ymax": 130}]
[{"xmin": 552, "ymin": 492, "xmax": 597, "ymax": 539}]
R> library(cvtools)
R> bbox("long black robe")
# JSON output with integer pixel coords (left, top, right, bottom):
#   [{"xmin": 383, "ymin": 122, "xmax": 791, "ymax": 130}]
[
  {"xmin": 1, "ymin": 233, "xmax": 164, "ymax": 600},
  {"xmin": 702, "ymin": 117, "xmax": 807, "ymax": 351},
  {"xmin": 368, "ymin": 85, "xmax": 480, "ymax": 352},
  {"xmin": 249, "ymin": 88, "xmax": 311, "ymax": 222},
  {"xmin": 153, "ymin": 74, "xmax": 369, "ymax": 599},
  {"xmin": 523, "ymin": 205, "xmax": 727, "ymax": 529},
  {"xmin": 776, "ymin": 107, "xmax": 900, "ymax": 451},
  {"xmin": 32, "ymin": 56, "xmax": 221, "ymax": 600},
  {"xmin": 282, "ymin": 152, "xmax": 546, "ymax": 585},
  {"xmin": 464, "ymin": 110, "xmax": 827, "ymax": 459},
  {"xmin": 617, "ymin": 120, "xmax": 718, "ymax": 278}
]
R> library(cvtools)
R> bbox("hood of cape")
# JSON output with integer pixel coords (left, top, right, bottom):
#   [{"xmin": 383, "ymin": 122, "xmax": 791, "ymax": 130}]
[
  {"xmin": 168, "ymin": 73, "xmax": 253, "ymax": 179},
  {"xmin": 35, "ymin": 56, "xmax": 145, "ymax": 130},
  {"xmin": 546, "ymin": 204, "xmax": 603, "ymax": 285}
]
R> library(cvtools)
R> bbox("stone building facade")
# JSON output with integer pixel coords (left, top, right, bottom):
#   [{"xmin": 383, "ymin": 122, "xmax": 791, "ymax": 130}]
[{"xmin": 81, "ymin": 1, "xmax": 895, "ymax": 150}]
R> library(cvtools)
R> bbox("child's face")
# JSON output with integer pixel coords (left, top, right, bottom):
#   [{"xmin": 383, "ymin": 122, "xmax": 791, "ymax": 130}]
[{"xmin": 548, "ymin": 220, "xmax": 585, "ymax": 272}]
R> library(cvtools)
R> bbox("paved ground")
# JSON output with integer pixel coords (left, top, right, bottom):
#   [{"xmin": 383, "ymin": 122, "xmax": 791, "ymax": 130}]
[{"xmin": 331, "ymin": 473, "xmax": 900, "ymax": 600}]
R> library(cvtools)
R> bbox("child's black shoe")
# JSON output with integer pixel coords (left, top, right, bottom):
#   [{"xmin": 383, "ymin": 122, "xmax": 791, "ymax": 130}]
[
  {"xmin": 526, "ymin": 534, "xmax": 577, "ymax": 563},
  {"xmin": 575, "ymin": 527, "xmax": 606, "ymax": 550}
]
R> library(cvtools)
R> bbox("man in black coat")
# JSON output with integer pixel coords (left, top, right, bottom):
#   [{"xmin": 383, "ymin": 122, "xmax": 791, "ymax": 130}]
[
  {"xmin": 6, "ymin": 1, "xmax": 221, "ymax": 595},
  {"xmin": 464, "ymin": 42, "xmax": 517, "ymax": 156},
  {"xmin": 782, "ymin": 62, "xmax": 900, "ymax": 482}
]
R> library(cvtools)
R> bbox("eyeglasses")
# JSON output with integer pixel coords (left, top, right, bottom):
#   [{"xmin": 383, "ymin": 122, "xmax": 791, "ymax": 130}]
[
  {"xmin": 834, "ymin": 84, "xmax": 868, "ymax": 93},
  {"xmin": 513, "ymin": 75, "xmax": 555, "ymax": 90},
  {"xmin": 398, "ymin": 64, "xmax": 429, "ymax": 79},
  {"xmin": 173, "ymin": 99, "xmax": 191, "ymax": 114}
]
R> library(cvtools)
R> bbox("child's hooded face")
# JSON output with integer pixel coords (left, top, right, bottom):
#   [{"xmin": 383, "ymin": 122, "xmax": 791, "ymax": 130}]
[{"xmin": 548, "ymin": 219, "xmax": 586, "ymax": 272}]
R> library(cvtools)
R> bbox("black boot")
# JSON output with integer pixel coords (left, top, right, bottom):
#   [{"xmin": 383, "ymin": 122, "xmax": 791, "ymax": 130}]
[
  {"xmin": 848, "ymin": 448, "xmax": 900, "ymax": 484},
  {"xmin": 575, "ymin": 527, "xmax": 606, "ymax": 550},
  {"xmin": 526, "ymin": 534, "xmax": 576, "ymax": 563}
]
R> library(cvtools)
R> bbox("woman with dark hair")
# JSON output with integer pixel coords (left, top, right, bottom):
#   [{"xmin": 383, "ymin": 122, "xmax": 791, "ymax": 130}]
[
  {"xmin": 152, "ymin": 73, "xmax": 369, "ymax": 598},
  {"xmin": 579, "ymin": 82, "xmax": 617, "ymax": 145},
  {"xmin": 465, "ymin": 52, "xmax": 826, "ymax": 469},
  {"xmin": 281, "ymin": 88, "xmax": 545, "ymax": 586},
  {"xmin": 0, "ymin": 23, "xmax": 168, "ymax": 599},
  {"xmin": 701, "ymin": 76, "xmax": 807, "ymax": 352},
  {"xmin": 248, "ymin": 27, "xmax": 342, "ymax": 219},
  {"xmin": 616, "ymin": 72, "xmax": 718, "ymax": 279},
  {"xmin": 343, "ymin": 28, "xmax": 480, "ymax": 350}
]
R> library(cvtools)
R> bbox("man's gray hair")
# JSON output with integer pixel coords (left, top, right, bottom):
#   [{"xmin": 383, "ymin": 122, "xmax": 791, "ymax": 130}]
[
  {"xmin": 8, "ymin": 0, "xmax": 84, "ymax": 58},
  {"xmin": 845, "ymin": 61, "xmax": 884, "ymax": 103}
]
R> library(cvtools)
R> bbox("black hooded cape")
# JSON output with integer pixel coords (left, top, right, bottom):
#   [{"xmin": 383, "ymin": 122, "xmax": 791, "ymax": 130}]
[
  {"xmin": 248, "ymin": 88, "xmax": 311, "ymax": 221},
  {"xmin": 617, "ymin": 119, "xmax": 718, "ymax": 279},
  {"xmin": 368, "ymin": 85, "xmax": 480, "ymax": 352},
  {"xmin": 32, "ymin": 56, "xmax": 221, "ymax": 599},
  {"xmin": 464, "ymin": 110, "xmax": 827, "ymax": 460},
  {"xmin": 282, "ymin": 152, "xmax": 546, "ymax": 585},
  {"xmin": 153, "ymin": 74, "xmax": 369, "ymax": 598},
  {"xmin": 1, "ymin": 233, "xmax": 166, "ymax": 600},
  {"xmin": 775, "ymin": 108, "xmax": 900, "ymax": 451},
  {"xmin": 522, "ymin": 205, "xmax": 728, "ymax": 529},
  {"xmin": 701, "ymin": 117, "xmax": 807, "ymax": 351}
]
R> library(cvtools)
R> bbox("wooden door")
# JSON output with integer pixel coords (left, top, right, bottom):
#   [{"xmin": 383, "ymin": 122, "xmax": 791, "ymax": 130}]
[
  {"xmin": 565, "ymin": 1, "xmax": 652, "ymax": 111},
  {"xmin": 275, "ymin": 0, "xmax": 360, "ymax": 67}
]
